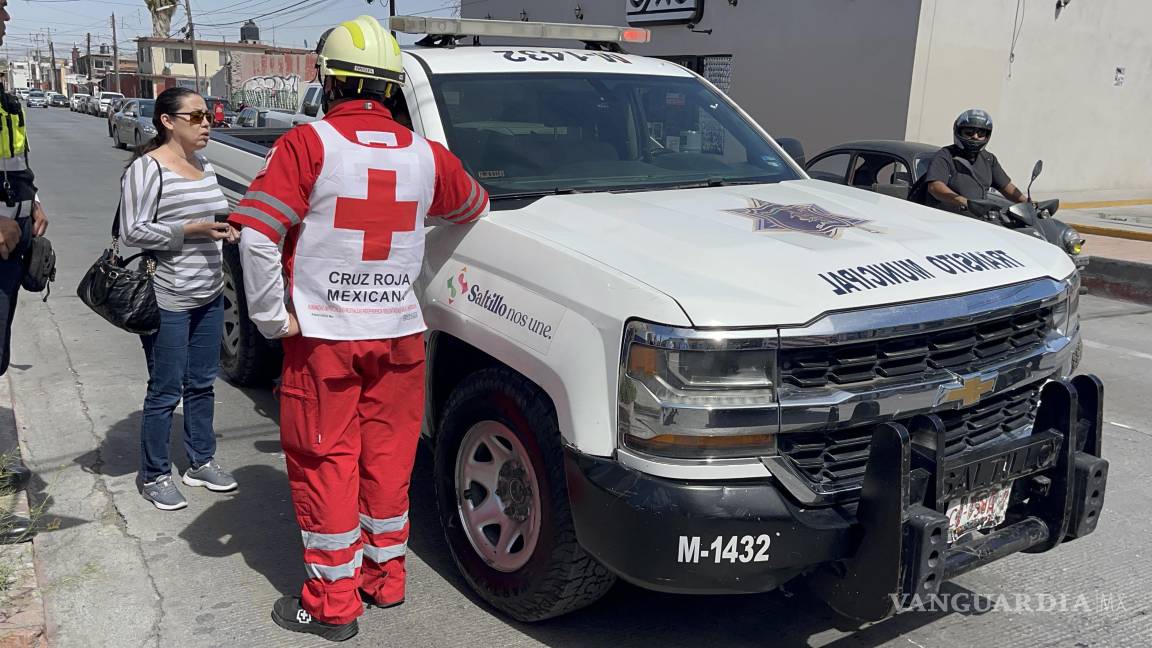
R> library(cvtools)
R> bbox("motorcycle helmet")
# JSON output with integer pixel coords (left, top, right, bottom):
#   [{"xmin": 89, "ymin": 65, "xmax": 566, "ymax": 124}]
[{"xmin": 953, "ymin": 109, "xmax": 993, "ymax": 155}]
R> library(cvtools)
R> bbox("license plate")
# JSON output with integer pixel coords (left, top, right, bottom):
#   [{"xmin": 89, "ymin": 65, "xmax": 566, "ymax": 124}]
[{"xmin": 945, "ymin": 485, "xmax": 1012, "ymax": 543}]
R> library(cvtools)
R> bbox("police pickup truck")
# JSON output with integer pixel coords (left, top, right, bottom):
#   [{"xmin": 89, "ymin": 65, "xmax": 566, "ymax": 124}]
[{"xmin": 205, "ymin": 16, "xmax": 1108, "ymax": 624}]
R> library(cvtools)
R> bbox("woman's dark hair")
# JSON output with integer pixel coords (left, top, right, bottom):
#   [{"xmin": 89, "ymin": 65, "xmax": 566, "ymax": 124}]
[{"xmin": 130, "ymin": 87, "xmax": 200, "ymax": 164}]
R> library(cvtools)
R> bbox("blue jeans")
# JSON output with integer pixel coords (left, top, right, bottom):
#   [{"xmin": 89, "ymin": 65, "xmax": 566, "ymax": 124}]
[{"xmin": 139, "ymin": 293, "xmax": 224, "ymax": 482}]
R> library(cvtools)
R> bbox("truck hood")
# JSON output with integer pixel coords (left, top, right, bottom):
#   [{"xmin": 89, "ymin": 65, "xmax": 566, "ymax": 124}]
[{"xmin": 498, "ymin": 179, "xmax": 1074, "ymax": 327}]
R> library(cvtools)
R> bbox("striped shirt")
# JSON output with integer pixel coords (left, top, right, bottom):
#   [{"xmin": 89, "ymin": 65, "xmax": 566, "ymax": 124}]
[{"xmin": 119, "ymin": 154, "xmax": 229, "ymax": 311}]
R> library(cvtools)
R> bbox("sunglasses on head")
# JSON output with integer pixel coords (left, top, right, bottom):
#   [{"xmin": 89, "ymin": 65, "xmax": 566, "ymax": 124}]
[{"xmin": 170, "ymin": 110, "xmax": 211, "ymax": 125}]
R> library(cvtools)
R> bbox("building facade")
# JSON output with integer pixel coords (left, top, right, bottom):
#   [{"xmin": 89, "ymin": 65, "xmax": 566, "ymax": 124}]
[
  {"xmin": 135, "ymin": 37, "xmax": 315, "ymax": 108},
  {"xmin": 463, "ymin": 0, "xmax": 1150, "ymax": 194}
]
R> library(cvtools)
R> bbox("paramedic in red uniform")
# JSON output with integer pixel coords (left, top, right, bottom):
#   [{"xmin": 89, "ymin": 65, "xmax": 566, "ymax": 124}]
[{"xmin": 228, "ymin": 15, "xmax": 489, "ymax": 642}]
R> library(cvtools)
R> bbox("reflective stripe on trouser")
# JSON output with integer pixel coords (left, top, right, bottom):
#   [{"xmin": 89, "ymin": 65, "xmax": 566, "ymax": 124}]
[
  {"xmin": 359, "ymin": 512, "xmax": 409, "ymax": 606},
  {"xmin": 280, "ymin": 333, "xmax": 426, "ymax": 625}
]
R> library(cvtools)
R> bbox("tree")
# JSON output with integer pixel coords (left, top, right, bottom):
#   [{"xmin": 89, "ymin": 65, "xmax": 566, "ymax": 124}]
[{"xmin": 145, "ymin": 0, "xmax": 178, "ymax": 39}]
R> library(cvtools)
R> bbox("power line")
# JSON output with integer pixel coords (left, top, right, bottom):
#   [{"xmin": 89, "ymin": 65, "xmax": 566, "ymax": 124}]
[{"xmin": 197, "ymin": 0, "xmax": 322, "ymax": 28}]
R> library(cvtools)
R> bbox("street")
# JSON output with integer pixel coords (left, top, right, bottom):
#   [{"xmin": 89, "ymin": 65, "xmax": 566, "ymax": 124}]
[{"xmin": 7, "ymin": 108, "xmax": 1152, "ymax": 647}]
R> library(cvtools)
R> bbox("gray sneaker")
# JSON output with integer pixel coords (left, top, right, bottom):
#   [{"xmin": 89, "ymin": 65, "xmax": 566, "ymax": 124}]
[
  {"xmin": 142, "ymin": 475, "xmax": 188, "ymax": 511},
  {"xmin": 182, "ymin": 460, "xmax": 238, "ymax": 492}
]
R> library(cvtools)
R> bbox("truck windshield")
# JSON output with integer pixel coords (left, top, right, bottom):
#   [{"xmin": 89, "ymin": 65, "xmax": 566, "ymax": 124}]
[{"xmin": 433, "ymin": 73, "xmax": 800, "ymax": 198}]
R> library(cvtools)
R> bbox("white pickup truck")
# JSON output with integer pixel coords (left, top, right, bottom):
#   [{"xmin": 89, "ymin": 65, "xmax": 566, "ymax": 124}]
[{"xmin": 206, "ymin": 16, "xmax": 1108, "ymax": 624}]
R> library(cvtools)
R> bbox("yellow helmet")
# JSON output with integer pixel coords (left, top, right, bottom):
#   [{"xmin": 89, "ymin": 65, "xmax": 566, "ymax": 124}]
[{"xmin": 316, "ymin": 15, "xmax": 405, "ymax": 95}]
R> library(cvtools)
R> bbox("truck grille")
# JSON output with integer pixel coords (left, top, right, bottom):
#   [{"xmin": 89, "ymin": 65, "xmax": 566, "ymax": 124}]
[
  {"xmin": 777, "ymin": 381, "xmax": 1042, "ymax": 491},
  {"xmin": 779, "ymin": 305, "xmax": 1053, "ymax": 389}
]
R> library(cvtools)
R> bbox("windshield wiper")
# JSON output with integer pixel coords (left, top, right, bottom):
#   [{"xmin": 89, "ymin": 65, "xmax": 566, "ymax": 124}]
[
  {"xmin": 610, "ymin": 177, "xmax": 765, "ymax": 193},
  {"xmin": 491, "ymin": 188, "xmax": 586, "ymax": 201}
]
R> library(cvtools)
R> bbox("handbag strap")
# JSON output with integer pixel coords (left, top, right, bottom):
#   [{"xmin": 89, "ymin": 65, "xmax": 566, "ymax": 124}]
[{"xmin": 112, "ymin": 157, "xmax": 165, "ymax": 239}]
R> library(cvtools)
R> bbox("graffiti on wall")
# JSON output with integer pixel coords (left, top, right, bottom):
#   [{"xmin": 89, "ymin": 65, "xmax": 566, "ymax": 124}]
[
  {"xmin": 229, "ymin": 51, "xmax": 317, "ymax": 110},
  {"xmin": 240, "ymin": 73, "xmax": 300, "ymax": 96}
]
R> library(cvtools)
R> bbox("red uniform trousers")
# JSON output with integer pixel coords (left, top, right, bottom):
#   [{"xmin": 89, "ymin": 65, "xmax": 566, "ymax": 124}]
[{"xmin": 279, "ymin": 332, "xmax": 425, "ymax": 625}]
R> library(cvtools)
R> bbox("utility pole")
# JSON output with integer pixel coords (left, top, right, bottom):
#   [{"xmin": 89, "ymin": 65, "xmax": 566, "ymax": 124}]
[
  {"xmin": 86, "ymin": 32, "xmax": 92, "ymax": 93},
  {"xmin": 184, "ymin": 0, "xmax": 200, "ymax": 93},
  {"xmin": 111, "ymin": 13, "xmax": 121, "ymax": 93},
  {"xmin": 47, "ymin": 31, "xmax": 57, "ymax": 93}
]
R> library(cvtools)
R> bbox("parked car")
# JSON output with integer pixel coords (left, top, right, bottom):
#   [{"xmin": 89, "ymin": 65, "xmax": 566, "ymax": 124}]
[
  {"xmin": 14, "ymin": 88, "xmax": 30, "ymax": 102},
  {"xmin": 234, "ymin": 106, "xmax": 293, "ymax": 128},
  {"xmin": 49, "ymin": 93, "xmax": 68, "ymax": 107},
  {"xmin": 92, "ymin": 91, "xmax": 124, "ymax": 116},
  {"xmin": 112, "ymin": 99, "xmax": 156, "ymax": 150},
  {"xmin": 106, "ymin": 98, "xmax": 126, "ymax": 135},
  {"xmin": 204, "ymin": 15, "xmax": 1105, "ymax": 627},
  {"xmin": 25, "ymin": 91, "xmax": 48, "ymax": 108},
  {"xmin": 70, "ymin": 93, "xmax": 90, "ymax": 112}
]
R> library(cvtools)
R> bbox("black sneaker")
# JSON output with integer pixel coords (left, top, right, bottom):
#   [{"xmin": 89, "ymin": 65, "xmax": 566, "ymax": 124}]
[
  {"xmin": 271, "ymin": 596, "xmax": 358, "ymax": 642},
  {"xmin": 360, "ymin": 590, "xmax": 404, "ymax": 610}
]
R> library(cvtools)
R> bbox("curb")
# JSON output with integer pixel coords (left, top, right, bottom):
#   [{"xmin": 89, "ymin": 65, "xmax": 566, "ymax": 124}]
[
  {"xmin": 1081, "ymin": 257, "xmax": 1152, "ymax": 306},
  {"xmin": 1062, "ymin": 198, "xmax": 1152, "ymax": 210},
  {"xmin": 0, "ymin": 376, "xmax": 47, "ymax": 648},
  {"xmin": 1072, "ymin": 224, "xmax": 1152, "ymax": 243}
]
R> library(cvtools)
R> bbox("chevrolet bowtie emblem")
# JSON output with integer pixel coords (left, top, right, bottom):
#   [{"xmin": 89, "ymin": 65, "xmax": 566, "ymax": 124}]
[{"xmin": 938, "ymin": 373, "xmax": 998, "ymax": 407}]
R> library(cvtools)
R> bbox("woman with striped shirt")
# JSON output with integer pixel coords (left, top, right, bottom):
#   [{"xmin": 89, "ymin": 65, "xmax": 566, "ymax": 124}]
[{"xmin": 120, "ymin": 87, "xmax": 239, "ymax": 510}]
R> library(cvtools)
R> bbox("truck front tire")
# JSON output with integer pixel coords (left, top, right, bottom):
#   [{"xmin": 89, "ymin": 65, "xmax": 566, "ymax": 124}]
[
  {"xmin": 219, "ymin": 244, "xmax": 281, "ymax": 386},
  {"xmin": 434, "ymin": 367, "xmax": 616, "ymax": 622}
]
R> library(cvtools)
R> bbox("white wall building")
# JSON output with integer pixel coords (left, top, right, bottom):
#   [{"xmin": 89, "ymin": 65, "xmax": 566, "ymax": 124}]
[{"xmin": 463, "ymin": 0, "xmax": 1150, "ymax": 195}]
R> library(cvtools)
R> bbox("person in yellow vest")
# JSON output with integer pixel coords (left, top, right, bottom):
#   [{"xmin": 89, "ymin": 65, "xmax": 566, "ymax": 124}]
[{"xmin": 0, "ymin": 0, "xmax": 49, "ymax": 545}]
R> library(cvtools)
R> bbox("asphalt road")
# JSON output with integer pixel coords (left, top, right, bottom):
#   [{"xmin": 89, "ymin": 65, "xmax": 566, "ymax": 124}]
[{"xmin": 7, "ymin": 107, "xmax": 1152, "ymax": 647}]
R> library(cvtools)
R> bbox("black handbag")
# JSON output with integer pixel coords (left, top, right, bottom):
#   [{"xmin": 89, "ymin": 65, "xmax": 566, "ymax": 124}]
[
  {"xmin": 76, "ymin": 159, "xmax": 164, "ymax": 335},
  {"xmin": 20, "ymin": 233, "xmax": 56, "ymax": 300}
]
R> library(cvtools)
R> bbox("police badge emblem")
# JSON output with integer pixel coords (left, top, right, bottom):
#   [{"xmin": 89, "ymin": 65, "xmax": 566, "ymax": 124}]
[{"xmin": 724, "ymin": 198, "xmax": 881, "ymax": 239}]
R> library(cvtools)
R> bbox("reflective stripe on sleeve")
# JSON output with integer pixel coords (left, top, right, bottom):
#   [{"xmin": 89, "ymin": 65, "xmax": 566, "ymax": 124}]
[
  {"xmin": 231, "ymin": 205, "xmax": 287, "ymax": 239},
  {"xmin": 245, "ymin": 190, "xmax": 302, "ymax": 225}
]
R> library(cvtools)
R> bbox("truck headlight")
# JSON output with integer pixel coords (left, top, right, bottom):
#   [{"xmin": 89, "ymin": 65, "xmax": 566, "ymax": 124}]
[
  {"xmin": 1061, "ymin": 228, "xmax": 1085, "ymax": 255},
  {"xmin": 618, "ymin": 321, "xmax": 778, "ymax": 459}
]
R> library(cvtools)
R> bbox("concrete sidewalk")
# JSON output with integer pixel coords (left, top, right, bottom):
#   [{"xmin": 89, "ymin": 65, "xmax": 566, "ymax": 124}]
[
  {"xmin": 1061, "ymin": 203, "xmax": 1152, "ymax": 304},
  {"xmin": 0, "ymin": 378, "xmax": 47, "ymax": 648}
]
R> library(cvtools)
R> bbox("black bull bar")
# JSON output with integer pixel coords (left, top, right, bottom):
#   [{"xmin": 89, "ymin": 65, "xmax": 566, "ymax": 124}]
[{"xmin": 809, "ymin": 375, "xmax": 1108, "ymax": 622}]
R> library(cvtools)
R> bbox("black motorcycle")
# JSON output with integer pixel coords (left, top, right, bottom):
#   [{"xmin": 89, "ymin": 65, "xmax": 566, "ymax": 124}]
[{"xmin": 966, "ymin": 161, "xmax": 1088, "ymax": 268}]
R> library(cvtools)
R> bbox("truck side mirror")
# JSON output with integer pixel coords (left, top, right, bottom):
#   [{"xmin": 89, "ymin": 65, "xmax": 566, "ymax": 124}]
[
  {"xmin": 302, "ymin": 99, "xmax": 320, "ymax": 118},
  {"xmin": 776, "ymin": 137, "xmax": 806, "ymax": 167}
]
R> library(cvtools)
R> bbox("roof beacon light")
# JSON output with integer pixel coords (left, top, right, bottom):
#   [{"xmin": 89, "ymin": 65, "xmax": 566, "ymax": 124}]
[{"xmin": 390, "ymin": 15, "xmax": 651, "ymax": 45}]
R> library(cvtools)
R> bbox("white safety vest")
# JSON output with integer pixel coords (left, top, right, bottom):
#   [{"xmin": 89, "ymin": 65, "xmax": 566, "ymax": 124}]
[{"xmin": 291, "ymin": 119, "xmax": 436, "ymax": 340}]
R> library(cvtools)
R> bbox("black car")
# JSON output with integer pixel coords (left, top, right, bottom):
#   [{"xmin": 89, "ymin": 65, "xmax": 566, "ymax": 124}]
[
  {"xmin": 804, "ymin": 139, "xmax": 940, "ymax": 200},
  {"xmin": 804, "ymin": 139, "xmax": 1088, "ymax": 268}
]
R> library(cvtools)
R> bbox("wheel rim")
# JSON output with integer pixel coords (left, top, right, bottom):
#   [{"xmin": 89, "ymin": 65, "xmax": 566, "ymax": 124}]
[
  {"xmin": 221, "ymin": 266, "xmax": 242, "ymax": 357},
  {"xmin": 455, "ymin": 420, "xmax": 543, "ymax": 573}
]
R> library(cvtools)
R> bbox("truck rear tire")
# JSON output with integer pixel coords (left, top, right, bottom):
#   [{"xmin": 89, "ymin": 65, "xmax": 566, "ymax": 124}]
[
  {"xmin": 434, "ymin": 367, "xmax": 615, "ymax": 622},
  {"xmin": 219, "ymin": 244, "xmax": 282, "ymax": 386}
]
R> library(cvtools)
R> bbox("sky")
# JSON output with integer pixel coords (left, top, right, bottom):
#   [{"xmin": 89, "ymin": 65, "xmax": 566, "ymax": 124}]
[{"xmin": 3, "ymin": 0, "xmax": 472, "ymax": 60}]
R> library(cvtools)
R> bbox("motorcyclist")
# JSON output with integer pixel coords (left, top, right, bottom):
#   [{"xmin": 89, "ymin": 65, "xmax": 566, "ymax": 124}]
[{"xmin": 926, "ymin": 109, "xmax": 1027, "ymax": 216}]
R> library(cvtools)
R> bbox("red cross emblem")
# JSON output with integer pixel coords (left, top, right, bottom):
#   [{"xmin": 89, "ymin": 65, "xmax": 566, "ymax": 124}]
[{"xmin": 333, "ymin": 168, "xmax": 418, "ymax": 261}]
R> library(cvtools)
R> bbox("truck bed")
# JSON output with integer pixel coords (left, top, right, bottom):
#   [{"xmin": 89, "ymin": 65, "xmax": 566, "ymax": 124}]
[
  {"xmin": 207, "ymin": 129, "xmax": 291, "ymax": 206},
  {"xmin": 211, "ymin": 128, "xmax": 289, "ymax": 155}
]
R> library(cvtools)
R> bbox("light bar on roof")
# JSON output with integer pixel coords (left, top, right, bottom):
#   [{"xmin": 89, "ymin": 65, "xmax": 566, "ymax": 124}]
[{"xmin": 390, "ymin": 15, "xmax": 651, "ymax": 44}]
